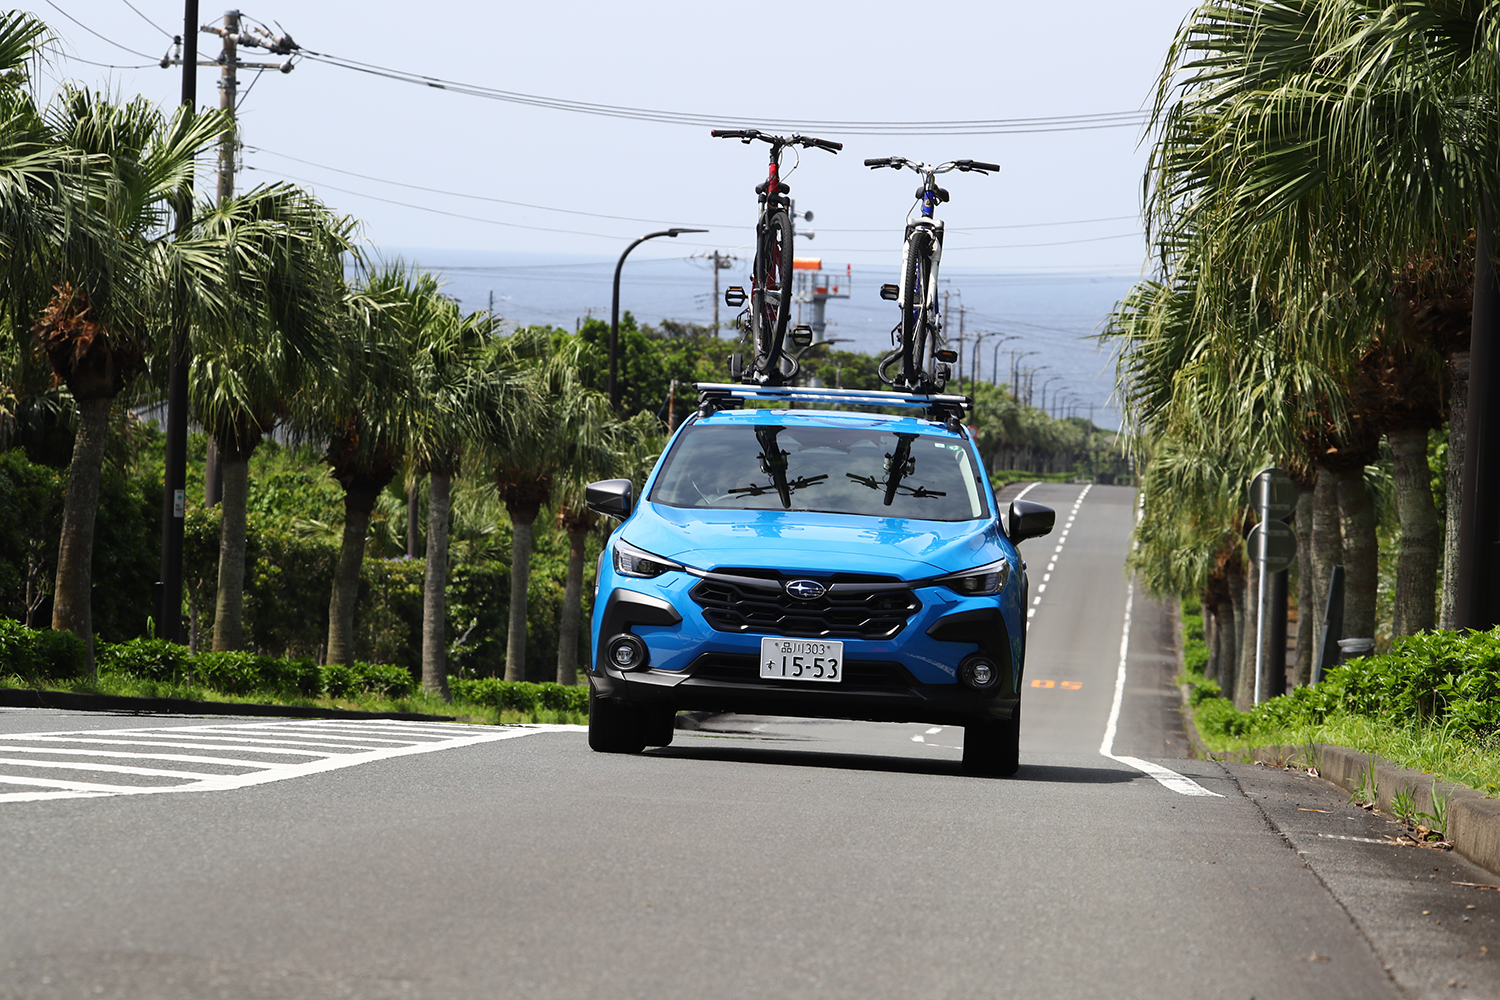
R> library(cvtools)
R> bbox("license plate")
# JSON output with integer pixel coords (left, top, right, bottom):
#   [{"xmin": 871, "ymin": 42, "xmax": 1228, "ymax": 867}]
[{"xmin": 759, "ymin": 638, "xmax": 843, "ymax": 683}]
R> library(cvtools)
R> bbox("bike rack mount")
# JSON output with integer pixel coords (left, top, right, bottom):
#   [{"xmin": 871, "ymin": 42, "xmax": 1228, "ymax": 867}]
[{"xmin": 695, "ymin": 382, "xmax": 971, "ymax": 431}]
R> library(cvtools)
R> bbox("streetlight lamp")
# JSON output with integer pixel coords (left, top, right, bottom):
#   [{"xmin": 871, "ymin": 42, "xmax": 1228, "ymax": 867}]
[
  {"xmin": 611, "ymin": 228, "xmax": 708, "ymax": 410},
  {"xmin": 1039, "ymin": 377, "xmax": 1064, "ymax": 415},
  {"xmin": 1010, "ymin": 349, "xmax": 1039, "ymax": 399},
  {"xmin": 988, "ymin": 334, "xmax": 1020, "ymax": 387},
  {"xmin": 968, "ymin": 331, "xmax": 998, "ymax": 394},
  {"xmin": 1039, "ymin": 377, "xmax": 1063, "ymax": 415}
]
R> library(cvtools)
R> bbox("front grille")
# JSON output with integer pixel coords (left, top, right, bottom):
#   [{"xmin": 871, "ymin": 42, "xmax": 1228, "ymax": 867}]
[
  {"xmin": 689, "ymin": 569, "xmax": 921, "ymax": 639},
  {"xmin": 688, "ymin": 653, "xmax": 912, "ymax": 691}
]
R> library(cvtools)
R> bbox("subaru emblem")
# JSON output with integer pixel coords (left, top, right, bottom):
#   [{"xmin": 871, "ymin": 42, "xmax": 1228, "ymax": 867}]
[{"xmin": 785, "ymin": 579, "xmax": 826, "ymax": 600}]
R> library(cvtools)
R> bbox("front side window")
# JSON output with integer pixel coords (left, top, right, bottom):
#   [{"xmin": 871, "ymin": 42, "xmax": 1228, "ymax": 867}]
[{"xmin": 650, "ymin": 423, "xmax": 988, "ymax": 521}]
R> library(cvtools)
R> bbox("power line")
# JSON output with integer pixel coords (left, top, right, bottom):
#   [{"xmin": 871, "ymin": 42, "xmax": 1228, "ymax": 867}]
[
  {"xmin": 297, "ymin": 48, "xmax": 1149, "ymax": 136},
  {"xmin": 117, "ymin": 0, "xmax": 172, "ymax": 38},
  {"xmin": 245, "ymin": 145, "xmax": 736, "ymax": 228},
  {"xmin": 54, "ymin": 52, "xmax": 154, "ymax": 70},
  {"xmin": 43, "ymin": 0, "xmax": 158, "ymax": 60}
]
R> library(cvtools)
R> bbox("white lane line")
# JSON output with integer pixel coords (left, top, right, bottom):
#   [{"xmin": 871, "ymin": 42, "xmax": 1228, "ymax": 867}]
[
  {"xmin": 1028, "ymin": 484, "xmax": 1091, "ymax": 631},
  {"xmin": 911, "ymin": 735, "xmax": 925, "ymax": 743},
  {"xmin": 1100, "ymin": 583, "xmax": 1221, "ymax": 797},
  {"xmin": 0, "ymin": 757, "xmax": 223, "ymax": 780},
  {"xmin": 1012, "ymin": 481, "xmax": 1042, "ymax": 502},
  {"xmin": 925, "ymin": 727, "xmax": 943, "ymax": 734}
]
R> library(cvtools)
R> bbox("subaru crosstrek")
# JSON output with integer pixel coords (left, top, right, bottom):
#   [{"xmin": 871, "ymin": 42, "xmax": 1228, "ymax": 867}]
[{"xmin": 584, "ymin": 386, "xmax": 1054, "ymax": 776}]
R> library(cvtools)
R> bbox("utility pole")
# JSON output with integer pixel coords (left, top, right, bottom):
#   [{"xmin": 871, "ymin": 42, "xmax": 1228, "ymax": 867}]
[
  {"xmin": 957, "ymin": 305, "xmax": 966, "ymax": 386},
  {"xmin": 202, "ymin": 9, "xmax": 238, "ymax": 508},
  {"xmin": 170, "ymin": 10, "xmax": 298, "ymax": 507},
  {"xmin": 711, "ymin": 251, "xmax": 733, "ymax": 336},
  {"xmin": 155, "ymin": 0, "xmax": 200, "ymax": 644}
]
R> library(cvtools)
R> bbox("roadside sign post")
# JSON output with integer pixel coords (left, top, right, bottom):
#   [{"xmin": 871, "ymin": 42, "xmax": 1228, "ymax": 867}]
[{"xmin": 1248, "ymin": 468, "xmax": 1297, "ymax": 705}]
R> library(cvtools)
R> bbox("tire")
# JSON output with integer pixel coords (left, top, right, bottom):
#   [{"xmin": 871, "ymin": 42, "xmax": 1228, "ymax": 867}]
[
  {"xmin": 899, "ymin": 228, "xmax": 934, "ymax": 390},
  {"xmin": 644, "ymin": 707, "xmax": 677, "ymax": 748},
  {"xmin": 962, "ymin": 715, "xmax": 1020, "ymax": 777},
  {"xmin": 587, "ymin": 685, "xmax": 648, "ymax": 754},
  {"xmin": 751, "ymin": 208, "xmax": 794, "ymax": 382}
]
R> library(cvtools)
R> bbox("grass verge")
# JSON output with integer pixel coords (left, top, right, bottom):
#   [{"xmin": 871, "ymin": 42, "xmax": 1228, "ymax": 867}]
[
  {"xmin": 0, "ymin": 673, "xmax": 587, "ymax": 726},
  {"xmin": 1178, "ymin": 601, "xmax": 1500, "ymax": 798}
]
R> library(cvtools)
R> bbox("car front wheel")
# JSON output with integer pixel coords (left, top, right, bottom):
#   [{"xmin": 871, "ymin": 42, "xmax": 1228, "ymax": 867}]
[
  {"xmin": 962, "ymin": 716, "xmax": 1020, "ymax": 777},
  {"xmin": 588, "ymin": 686, "xmax": 648, "ymax": 754}
]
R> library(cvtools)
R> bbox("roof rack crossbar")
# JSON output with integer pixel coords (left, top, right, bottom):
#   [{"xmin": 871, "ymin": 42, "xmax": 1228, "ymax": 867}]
[{"xmin": 695, "ymin": 382, "xmax": 971, "ymax": 424}]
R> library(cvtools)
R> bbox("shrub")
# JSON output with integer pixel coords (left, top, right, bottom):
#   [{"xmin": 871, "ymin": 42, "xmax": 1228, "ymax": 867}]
[
  {"xmin": 0, "ymin": 618, "xmax": 87, "ymax": 682},
  {"xmin": 450, "ymin": 678, "xmax": 588, "ymax": 714},
  {"xmin": 98, "ymin": 637, "xmax": 190, "ymax": 683},
  {"xmin": 350, "ymin": 660, "xmax": 414, "ymax": 699}
]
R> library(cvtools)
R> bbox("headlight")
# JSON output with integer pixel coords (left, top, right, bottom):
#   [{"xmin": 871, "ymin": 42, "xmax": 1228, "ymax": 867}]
[
  {"xmin": 937, "ymin": 558, "xmax": 1010, "ymax": 596},
  {"xmin": 612, "ymin": 539, "xmax": 683, "ymax": 579}
]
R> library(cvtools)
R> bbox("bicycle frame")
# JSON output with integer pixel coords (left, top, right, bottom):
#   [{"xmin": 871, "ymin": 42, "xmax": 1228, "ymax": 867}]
[
  {"xmin": 712, "ymin": 129, "xmax": 841, "ymax": 385},
  {"xmin": 866, "ymin": 156, "xmax": 999, "ymax": 393}
]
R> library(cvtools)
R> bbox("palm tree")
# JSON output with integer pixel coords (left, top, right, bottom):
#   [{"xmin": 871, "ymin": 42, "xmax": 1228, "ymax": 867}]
[
  {"xmin": 309, "ymin": 269, "xmax": 417, "ymax": 666},
  {"xmin": 484, "ymin": 329, "xmax": 611, "ymax": 682},
  {"xmin": 186, "ymin": 185, "xmax": 355, "ymax": 652},
  {"xmin": 28, "ymin": 87, "xmax": 230, "ymax": 671},
  {"xmin": 403, "ymin": 284, "xmax": 518, "ymax": 697},
  {"xmin": 552, "ymin": 412, "xmax": 662, "ymax": 684},
  {"xmin": 1134, "ymin": 0, "xmax": 1500, "ymax": 647}
]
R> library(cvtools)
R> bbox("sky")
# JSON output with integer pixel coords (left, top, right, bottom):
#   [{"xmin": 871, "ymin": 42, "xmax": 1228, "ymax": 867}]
[{"xmin": 28, "ymin": 1, "xmax": 1202, "ymax": 426}]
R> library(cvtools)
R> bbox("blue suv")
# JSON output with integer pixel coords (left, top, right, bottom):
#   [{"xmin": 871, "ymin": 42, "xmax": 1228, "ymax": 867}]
[{"xmin": 584, "ymin": 385, "xmax": 1054, "ymax": 776}]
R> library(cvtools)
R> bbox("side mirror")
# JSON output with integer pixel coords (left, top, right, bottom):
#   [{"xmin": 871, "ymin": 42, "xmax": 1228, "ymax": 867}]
[
  {"xmin": 586, "ymin": 479, "xmax": 634, "ymax": 520},
  {"xmin": 1007, "ymin": 499, "xmax": 1055, "ymax": 543}
]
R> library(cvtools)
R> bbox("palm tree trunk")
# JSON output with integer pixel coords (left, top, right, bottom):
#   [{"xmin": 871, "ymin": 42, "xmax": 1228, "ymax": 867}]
[
  {"xmin": 211, "ymin": 452, "xmax": 252, "ymax": 651},
  {"xmin": 408, "ymin": 474, "xmax": 423, "ymax": 559},
  {"xmin": 1440, "ymin": 352, "xmax": 1469, "ymax": 630},
  {"xmin": 1293, "ymin": 486, "xmax": 1315, "ymax": 686},
  {"xmin": 504, "ymin": 508, "xmax": 537, "ymax": 682},
  {"xmin": 1213, "ymin": 601, "xmax": 1235, "ymax": 690},
  {"xmin": 556, "ymin": 525, "xmax": 588, "ymax": 685},
  {"xmin": 1388, "ymin": 427, "xmax": 1440, "ymax": 636},
  {"xmin": 1311, "ymin": 468, "xmax": 1343, "ymax": 648},
  {"xmin": 326, "ymin": 481, "xmax": 381, "ymax": 666},
  {"xmin": 1336, "ymin": 468, "xmax": 1378, "ymax": 643},
  {"xmin": 421, "ymin": 471, "xmax": 451, "ymax": 697},
  {"xmin": 1226, "ymin": 559, "xmax": 1246, "ymax": 708},
  {"xmin": 51, "ymin": 395, "xmax": 113, "ymax": 676}
]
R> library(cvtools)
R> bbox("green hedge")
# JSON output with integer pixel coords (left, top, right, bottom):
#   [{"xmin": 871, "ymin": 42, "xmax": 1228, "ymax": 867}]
[
  {"xmin": 450, "ymin": 677, "xmax": 589, "ymax": 714},
  {"xmin": 1191, "ymin": 625, "xmax": 1500, "ymax": 741},
  {"xmin": 0, "ymin": 616, "xmax": 88, "ymax": 682},
  {"xmin": 1, "ymin": 620, "xmax": 596, "ymax": 711}
]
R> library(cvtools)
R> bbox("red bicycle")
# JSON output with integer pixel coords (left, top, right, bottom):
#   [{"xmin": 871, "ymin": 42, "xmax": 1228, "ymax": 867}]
[{"xmin": 711, "ymin": 129, "xmax": 841, "ymax": 384}]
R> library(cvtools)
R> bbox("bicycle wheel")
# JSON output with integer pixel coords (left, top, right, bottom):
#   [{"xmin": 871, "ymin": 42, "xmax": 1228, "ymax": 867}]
[
  {"xmin": 899, "ymin": 228, "xmax": 934, "ymax": 390},
  {"xmin": 751, "ymin": 208, "xmax": 794, "ymax": 382}
]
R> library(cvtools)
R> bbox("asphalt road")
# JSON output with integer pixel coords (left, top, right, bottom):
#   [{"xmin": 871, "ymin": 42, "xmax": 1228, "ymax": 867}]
[{"xmin": 1, "ymin": 483, "xmax": 1496, "ymax": 999}]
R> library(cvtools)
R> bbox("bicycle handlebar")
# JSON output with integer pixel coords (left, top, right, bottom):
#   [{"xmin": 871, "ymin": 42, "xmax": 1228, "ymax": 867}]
[
  {"xmin": 865, "ymin": 156, "xmax": 1000, "ymax": 175},
  {"xmin": 711, "ymin": 128, "xmax": 841, "ymax": 153}
]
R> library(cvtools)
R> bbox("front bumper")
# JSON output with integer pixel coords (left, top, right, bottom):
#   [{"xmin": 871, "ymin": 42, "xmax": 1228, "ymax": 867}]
[{"xmin": 588, "ymin": 576, "xmax": 1023, "ymax": 727}]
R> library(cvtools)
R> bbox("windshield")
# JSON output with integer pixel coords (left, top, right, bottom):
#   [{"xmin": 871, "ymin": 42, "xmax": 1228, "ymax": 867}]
[{"xmin": 649, "ymin": 422, "xmax": 988, "ymax": 521}]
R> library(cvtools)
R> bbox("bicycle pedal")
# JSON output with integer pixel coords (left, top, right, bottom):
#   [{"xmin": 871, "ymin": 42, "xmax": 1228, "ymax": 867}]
[
  {"xmin": 879, "ymin": 283, "xmax": 900, "ymax": 301},
  {"xmin": 724, "ymin": 285, "xmax": 747, "ymax": 307},
  {"xmin": 789, "ymin": 326, "xmax": 814, "ymax": 349}
]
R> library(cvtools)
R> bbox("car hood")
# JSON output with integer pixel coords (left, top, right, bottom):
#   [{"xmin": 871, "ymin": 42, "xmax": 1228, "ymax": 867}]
[{"xmin": 624, "ymin": 501, "xmax": 1000, "ymax": 579}]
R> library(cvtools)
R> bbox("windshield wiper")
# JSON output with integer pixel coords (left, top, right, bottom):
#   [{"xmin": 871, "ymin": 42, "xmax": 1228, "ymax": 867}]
[{"xmin": 728, "ymin": 474, "xmax": 828, "ymax": 506}]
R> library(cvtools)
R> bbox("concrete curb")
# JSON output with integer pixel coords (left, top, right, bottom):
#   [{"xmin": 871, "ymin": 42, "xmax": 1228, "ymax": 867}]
[
  {"xmin": 1229, "ymin": 743, "xmax": 1500, "ymax": 880},
  {"xmin": 0, "ymin": 687, "xmax": 456, "ymax": 723}
]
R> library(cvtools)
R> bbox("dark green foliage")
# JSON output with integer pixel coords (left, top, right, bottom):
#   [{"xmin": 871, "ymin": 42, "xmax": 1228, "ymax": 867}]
[
  {"xmin": 347, "ymin": 660, "xmax": 414, "ymax": 699},
  {"xmin": 98, "ymin": 636, "xmax": 189, "ymax": 682},
  {"xmin": 1192, "ymin": 626, "xmax": 1500, "ymax": 741},
  {"xmin": 450, "ymin": 677, "xmax": 588, "ymax": 714},
  {"xmin": 191, "ymin": 650, "xmax": 321, "ymax": 699},
  {"xmin": 0, "ymin": 616, "xmax": 86, "ymax": 680},
  {"xmin": 0, "ymin": 447, "xmax": 156, "ymax": 639},
  {"xmin": 1181, "ymin": 610, "xmax": 1209, "ymax": 675}
]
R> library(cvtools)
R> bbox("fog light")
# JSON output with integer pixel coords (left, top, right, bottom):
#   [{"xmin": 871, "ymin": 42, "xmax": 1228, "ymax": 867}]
[
  {"xmin": 959, "ymin": 654, "xmax": 1000, "ymax": 691},
  {"xmin": 607, "ymin": 633, "xmax": 648, "ymax": 671}
]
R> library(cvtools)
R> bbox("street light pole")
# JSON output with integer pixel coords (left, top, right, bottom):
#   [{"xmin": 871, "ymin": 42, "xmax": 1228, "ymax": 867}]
[
  {"xmin": 1011, "ymin": 349, "xmax": 1039, "ymax": 399},
  {"xmin": 1039, "ymin": 377, "xmax": 1063, "ymax": 414},
  {"xmin": 610, "ymin": 228, "xmax": 707, "ymax": 410},
  {"xmin": 989, "ymin": 335, "xmax": 1019, "ymax": 387}
]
